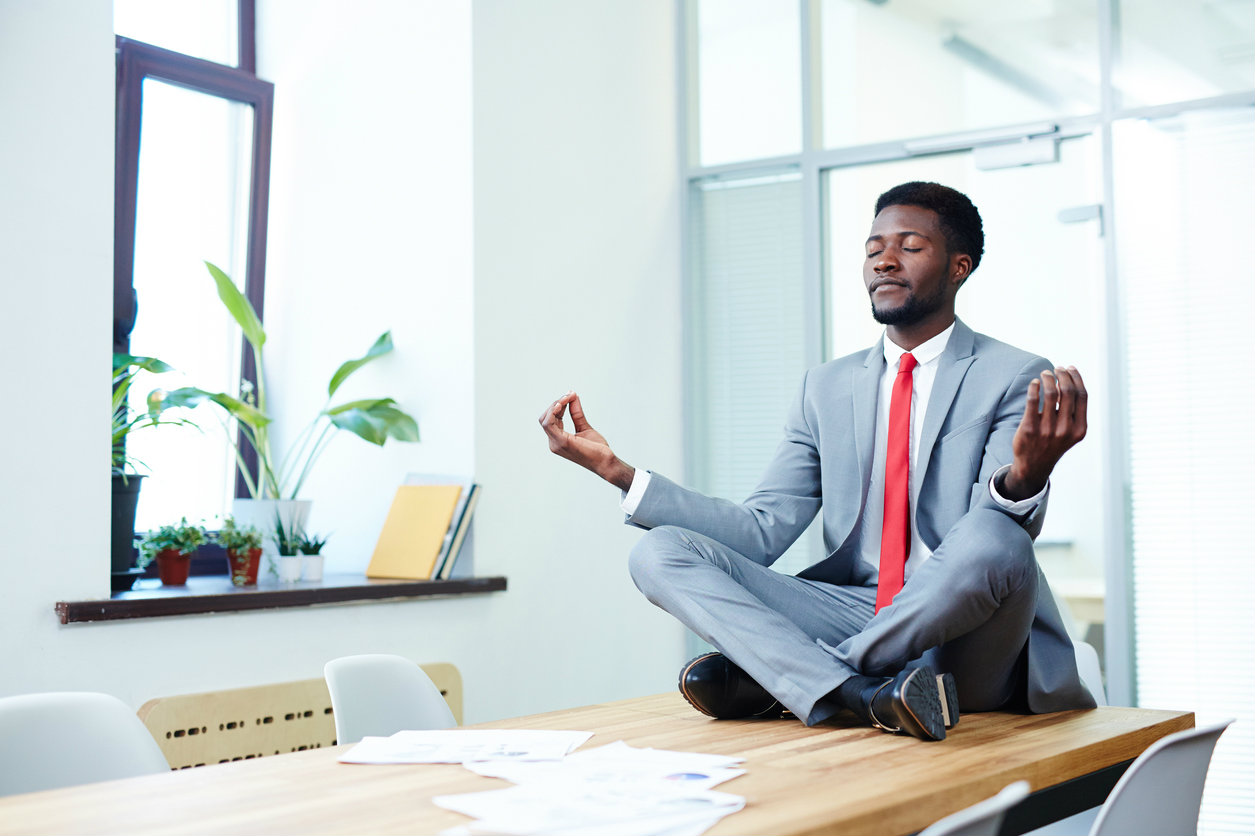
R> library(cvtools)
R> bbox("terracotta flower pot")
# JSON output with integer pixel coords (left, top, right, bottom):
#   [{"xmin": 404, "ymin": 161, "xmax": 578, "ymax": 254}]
[
  {"xmin": 227, "ymin": 547, "xmax": 263, "ymax": 586},
  {"xmin": 155, "ymin": 548, "xmax": 192, "ymax": 586}
]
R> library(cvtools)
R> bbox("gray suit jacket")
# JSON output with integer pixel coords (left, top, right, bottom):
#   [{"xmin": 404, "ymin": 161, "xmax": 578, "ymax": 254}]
[{"xmin": 628, "ymin": 318, "xmax": 1095, "ymax": 713}]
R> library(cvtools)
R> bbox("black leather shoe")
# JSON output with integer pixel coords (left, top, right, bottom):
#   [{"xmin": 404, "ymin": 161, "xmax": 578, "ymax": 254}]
[
  {"xmin": 936, "ymin": 671, "xmax": 959, "ymax": 729},
  {"xmin": 868, "ymin": 666, "xmax": 947, "ymax": 741},
  {"xmin": 678, "ymin": 652, "xmax": 783, "ymax": 720}
]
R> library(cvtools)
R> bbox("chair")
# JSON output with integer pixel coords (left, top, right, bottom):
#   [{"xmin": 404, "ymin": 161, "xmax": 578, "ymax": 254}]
[
  {"xmin": 1073, "ymin": 639, "xmax": 1107, "ymax": 706},
  {"xmin": 919, "ymin": 781, "xmax": 1031, "ymax": 836},
  {"xmin": 137, "ymin": 665, "xmax": 462, "ymax": 769},
  {"xmin": 324, "ymin": 654, "xmax": 457, "ymax": 744},
  {"xmin": 1089, "ymin": 719, "xmax": 1232, "ymax": 836},
  {"xmin": 0, "ymin": 692, "xmax": 169, "ymax": 796}
]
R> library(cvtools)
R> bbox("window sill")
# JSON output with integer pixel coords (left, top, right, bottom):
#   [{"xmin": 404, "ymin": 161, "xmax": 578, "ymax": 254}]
[{"xmin": 55, "ymin": 573, "xmax": 507, "ymax": 624}]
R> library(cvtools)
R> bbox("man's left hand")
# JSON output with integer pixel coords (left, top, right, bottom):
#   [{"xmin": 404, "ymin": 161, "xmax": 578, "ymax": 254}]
[{"xmin": 1002, "ymin": 366, "xmax": 1088, "ymax": 501}]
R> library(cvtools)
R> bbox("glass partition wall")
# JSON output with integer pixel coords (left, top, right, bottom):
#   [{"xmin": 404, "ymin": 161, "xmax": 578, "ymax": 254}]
[{"xmin": 679, "ymin": 2, "xmax": 1253, "ymax": 833}]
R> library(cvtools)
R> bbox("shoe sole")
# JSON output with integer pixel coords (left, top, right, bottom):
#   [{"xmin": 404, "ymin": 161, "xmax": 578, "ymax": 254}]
[
  {"xmin": 937, "ymin": 672, "xmax": 959, "ymax": 729},
  {"xmin": 898, "ymin": 667, "xmax": 946, "ymax": 741}
]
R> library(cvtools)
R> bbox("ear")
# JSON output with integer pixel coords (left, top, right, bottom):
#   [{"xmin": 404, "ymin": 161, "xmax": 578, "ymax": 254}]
[{"xmin": 950, "ymin": 253, "xmax": 973, "ymax": 289}]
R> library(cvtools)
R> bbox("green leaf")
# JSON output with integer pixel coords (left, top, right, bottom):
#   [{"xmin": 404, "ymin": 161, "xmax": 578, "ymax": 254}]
[
  {"xmin": 205, "ymin": 261, "xmax": 265, "ymax": 351},
  {"xmin": 113, "ymin": 353, "xmax": 174, "ymax": 378},
  {"xmin": 327, "ymin": 331, "xmax": 394, "ymax": 399},
  {"xmin": 326, "ymin": 398, "xmax": 419, "ymax": 446},
  {"xmin": 160, "ymin": 386, "xmax": 273, "ymax": 429}
]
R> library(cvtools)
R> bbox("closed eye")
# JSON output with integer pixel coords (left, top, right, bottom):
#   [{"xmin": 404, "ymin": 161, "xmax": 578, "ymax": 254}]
[{"xmin": 866, "ymin": 249, "xmax": 883, "ymax": 258}]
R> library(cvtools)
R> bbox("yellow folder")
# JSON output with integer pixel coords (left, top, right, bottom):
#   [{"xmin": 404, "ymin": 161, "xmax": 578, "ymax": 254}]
[{"xmin": 366, "ymin": 484, "xmax": 463, "ymax": 580}]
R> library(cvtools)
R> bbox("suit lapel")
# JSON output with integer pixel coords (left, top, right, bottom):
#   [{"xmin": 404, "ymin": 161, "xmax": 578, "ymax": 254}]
[
  {"xmin": 853, "ymin": 340, "xmax": 884, "ymax": 503},
  {"xmin": 914, "ymin": 319, "xmax": 976, "ymax": 498}
]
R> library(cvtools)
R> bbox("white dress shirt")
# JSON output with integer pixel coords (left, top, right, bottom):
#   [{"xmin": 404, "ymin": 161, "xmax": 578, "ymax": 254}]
[{"xmin": 622, "ymin": 323, "xmax": 1045, "ymax": 580}]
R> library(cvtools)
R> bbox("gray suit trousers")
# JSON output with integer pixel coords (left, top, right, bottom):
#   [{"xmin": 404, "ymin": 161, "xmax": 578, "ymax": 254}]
[{"xmin": 628, "ymin": 508, "xmax": 1039, "ymax": 725}]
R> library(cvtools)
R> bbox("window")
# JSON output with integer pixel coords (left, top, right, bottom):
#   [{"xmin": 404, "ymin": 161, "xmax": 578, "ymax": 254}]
[
  {"xmin": 114, "ymin": 1, "xmax": 272, "ymax": 533},
  {"xmin": 681, "ymin": 3, "xmax": 1255, "ymax": 833}
]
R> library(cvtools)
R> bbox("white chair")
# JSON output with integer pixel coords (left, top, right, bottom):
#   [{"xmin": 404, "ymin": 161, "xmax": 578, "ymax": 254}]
[
  {"xmin": 324, "ymin": 654, "xmax": 457, "ymax": 744},
  {"xmin": 919, "ymin": 781, "xmax": 1031, "ymax": 836},
  {"xmin": 0, "ymin": 692, "xmax": 169, "ymax": 796},
  {"xmin": 1089, "ymin": 719, "xmax": 1232, "ymax": 836},
  {"xmin": 1073, "ymin": 640, "xmax": 1106, "ymax": 706}
]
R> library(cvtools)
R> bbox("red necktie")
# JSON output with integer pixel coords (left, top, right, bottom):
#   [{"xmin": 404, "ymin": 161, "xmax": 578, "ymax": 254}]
[{"xmin": 876, "ymin": 352, "xmax": 917, "ymax": 613}]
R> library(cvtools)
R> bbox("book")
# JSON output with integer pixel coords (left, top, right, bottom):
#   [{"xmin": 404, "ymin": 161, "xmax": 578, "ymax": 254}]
[
  {"xmin": 405, "ymin": 473, "xmax": 474, "ymax": 575},
  {"xmin": 436, "ymin": 483, "xmax": 480, "ymax": 580},
  {"xmin": 366, "ymin": 484, "xmax": 463, "ymax": 580}
]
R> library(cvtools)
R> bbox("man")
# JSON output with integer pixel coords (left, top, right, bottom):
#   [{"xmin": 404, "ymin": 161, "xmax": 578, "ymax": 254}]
[{"xmin": 539, "ymin": 182, "xmax": 1095, "ymax": 741}]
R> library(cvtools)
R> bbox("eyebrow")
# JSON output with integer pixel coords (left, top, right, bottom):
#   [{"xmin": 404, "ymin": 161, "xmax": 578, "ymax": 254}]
[{"xmin": 865, "ymin": 230, "xmax": 933, "ymax": 244}]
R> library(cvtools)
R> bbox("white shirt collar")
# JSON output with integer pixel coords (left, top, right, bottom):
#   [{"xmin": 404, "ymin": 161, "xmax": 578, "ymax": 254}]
[{"xmin": 883, "ymin": 320, "xmax": 956, "ymax": 368}]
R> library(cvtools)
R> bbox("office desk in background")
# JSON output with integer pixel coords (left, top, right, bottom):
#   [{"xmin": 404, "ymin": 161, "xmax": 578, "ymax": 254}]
[{"xmin": 0, "ymin": 693, "xmax": 1191, "ymax": 836}]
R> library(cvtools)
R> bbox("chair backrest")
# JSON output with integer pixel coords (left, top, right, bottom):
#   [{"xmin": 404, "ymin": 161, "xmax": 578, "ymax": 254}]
[
  {"xmin": 1090, "ymin": 719, "xmax": 1232, "ymax": 836},
  {"xmin": 0, "ymin": 692, "xmax": 169, "ymax": 796},
  {"xmin": 324, "ymin": 654, "xmax": 457, "ymax": 744},
  {"xmin": 1073, "ymin": 640, "xmax": 1107, "ymax": 706},
  {"xmin": 919, "ymin": 781, "xmax": 1031, "ymax": 836},
  {"xmin": 137, "ymin": 664, "xmax": 462, "ymax": 768}
]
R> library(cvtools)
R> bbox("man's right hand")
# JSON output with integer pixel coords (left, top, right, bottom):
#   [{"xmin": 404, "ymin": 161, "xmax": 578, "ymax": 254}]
[{"xmin": 539, "ymin": 391, "xmax": 636, "ymax": 492}]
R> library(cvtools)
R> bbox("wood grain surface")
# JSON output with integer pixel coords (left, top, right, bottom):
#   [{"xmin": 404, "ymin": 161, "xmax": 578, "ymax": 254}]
[{"xmin": 0, "ymin": 692, "xmax": 1192, "ymax": 836}]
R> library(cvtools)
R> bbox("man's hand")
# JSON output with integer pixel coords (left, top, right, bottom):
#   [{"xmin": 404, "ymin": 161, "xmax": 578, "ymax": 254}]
[
  {"xmin": 538, "ymin": 391, "xmax": 635, "ymax": 492},
  {"xmin": 1002, "ymin": 366, "xmax": 1088, "ymax": 501}
]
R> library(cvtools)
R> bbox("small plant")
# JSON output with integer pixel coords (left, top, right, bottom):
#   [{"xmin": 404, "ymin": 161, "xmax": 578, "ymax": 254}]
[
  {"xmin": 273, "ymin": 512, "xmax": 301, "ymax": 557},
  {"xmin": 137, "ymin": 518, "xmax": 206, "ymax": 568},
  {"xmin": 296, "ymin": 530, "xmax": 329, "ymax": 555},
  {"xmin": 212, "ymin": 516, "xmax": 263, "ymax": 553},
  {"xmin": 112, "ymin": 353, "xmax": 198, "ymax": 477}
]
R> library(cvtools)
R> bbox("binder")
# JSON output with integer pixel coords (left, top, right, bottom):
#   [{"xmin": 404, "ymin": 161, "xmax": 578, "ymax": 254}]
[
  {"xmin": 366, "ymin": 484, "xmax": 463, "ymax": 580},
  {"xmin": 436, "ymin": 483, "xmax": 480, "ymax": 579}
]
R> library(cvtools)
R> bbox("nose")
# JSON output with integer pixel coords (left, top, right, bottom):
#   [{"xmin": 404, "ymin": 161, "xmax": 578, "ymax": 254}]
[{"xmin": 874, "ymin": 249, "xmax": 899, "ymax": 273}]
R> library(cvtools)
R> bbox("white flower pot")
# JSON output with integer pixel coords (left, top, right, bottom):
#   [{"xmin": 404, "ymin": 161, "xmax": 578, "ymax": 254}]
[
  {"xmin": 300, "ymin": 553, "xmax": 325, "ymax": 582},
  {"xmin": 231, "ymin": 498, "xmax": 313, "ymax": 559},
  {"xmin": 275, "ymin": 554, "xmax": 303, "ymax": 583}
]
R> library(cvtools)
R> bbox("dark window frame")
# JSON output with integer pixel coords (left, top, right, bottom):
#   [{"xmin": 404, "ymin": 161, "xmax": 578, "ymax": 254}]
[{"xmin": 113, "ymin": 0, "xmax": 271, "ymax": 501}]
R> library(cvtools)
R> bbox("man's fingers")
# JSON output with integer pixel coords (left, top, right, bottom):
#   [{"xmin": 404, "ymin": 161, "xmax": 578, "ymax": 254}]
[
  {"xmin": 1066, "ymin": 366, "xmax": 1088, "ymax": 431},
  {"xmin": 568, "ymin": 392, "xmax": 593, "ymax": 433},
  {"xmin": 1053, "ymin": 367, "xmax": 1077, "ymax": 435},
  {"xmin": 538, "ymin": 393, "xmax": 575, "ymax": 436},
  {"xmin": 1038, "ymin": 371, "xmax": 1059, "ymax": 434},
  {"xmin": 1021, "ymin": 378, "xmax": 1042, "ymax": 434},
  {"xmin": 1054, "ymin": 366, "xmax": 1088, "ymax": 441}
]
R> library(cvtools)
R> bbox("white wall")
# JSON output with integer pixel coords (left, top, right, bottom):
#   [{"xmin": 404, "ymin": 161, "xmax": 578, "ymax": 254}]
[
  {"xmin": 472, "ymin": 0, "xmax": 687, "ymax": 713},
  {"xmin": 0, "ymin": 0, "xmax": 685, "ymax": 723}
]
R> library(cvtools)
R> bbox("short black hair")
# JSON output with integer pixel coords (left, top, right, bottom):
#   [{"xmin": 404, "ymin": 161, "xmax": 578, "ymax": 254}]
[{"xmin": 874, "ymin": 182, "xmax": 984, "ymax": 273}]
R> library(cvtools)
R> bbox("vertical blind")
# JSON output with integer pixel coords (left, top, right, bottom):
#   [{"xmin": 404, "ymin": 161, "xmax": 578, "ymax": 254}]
[
  {"xmin": 1118, "ymin": 107, "xmax": 1255, "ymax": 836},
  {"xmin": 688, "ymin": 171, "xmax": 816, "ymax": 574}
]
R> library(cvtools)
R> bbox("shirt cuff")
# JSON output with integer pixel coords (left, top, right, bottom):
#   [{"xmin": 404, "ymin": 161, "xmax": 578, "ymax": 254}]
[
  {"xmin": 989, "ymin": 464, "xmax": 1047, "ymax": 513},
  {"xmin": 620, "ymin": 469, "xmax": 652, "ymax": 515}
]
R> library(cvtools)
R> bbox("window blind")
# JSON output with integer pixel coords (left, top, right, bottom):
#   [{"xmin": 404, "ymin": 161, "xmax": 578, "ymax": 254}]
[
  {"xmin": 688, "ymin": 171, "xmax": 816, "ymax": 574},
  {"xmin": 1117, "ymin": 107, "xmax": 1255, "ymax": 836}
]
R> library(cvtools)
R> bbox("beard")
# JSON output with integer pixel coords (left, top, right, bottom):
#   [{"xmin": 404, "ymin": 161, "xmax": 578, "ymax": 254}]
[{"xmin": 870, "ymin": 281, "xmax": 948, "ymax": 326}]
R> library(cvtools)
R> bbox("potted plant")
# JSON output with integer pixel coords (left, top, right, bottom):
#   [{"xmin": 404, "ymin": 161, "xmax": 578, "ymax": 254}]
[
  {"xmin": 272, "ymin": 512, "xmax": 303, "ymax": 583},
  {"xmin": 296, "ymin": 530, "xmax": 329, "ymax": 583},
  {"xmin": 214, "ymin": 516, "xmax": 264, "ymax": 587},
  {"xmin": 138, "ymin": 518, "xmax": 206, "ymax": 586},
  {"xmin": 157, "ymin": 262, "xmax": 420, "ymax": 557},
  {"xmin": 111, "ymin": 353, "xmax": 197, "ymax": 587}
]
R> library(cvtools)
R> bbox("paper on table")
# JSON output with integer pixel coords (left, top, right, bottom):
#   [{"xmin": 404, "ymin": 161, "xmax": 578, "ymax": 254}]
[
  {"xmin": 464, "ymin": 741, "xmax": 745, "ymax": 792},
  {"xmin": 339, "ymin": 729, "xmax": 593, "ymax": 764},
  {"xmin": 433, "ymin": 783, "xmax": 745, "ymax": 836}
]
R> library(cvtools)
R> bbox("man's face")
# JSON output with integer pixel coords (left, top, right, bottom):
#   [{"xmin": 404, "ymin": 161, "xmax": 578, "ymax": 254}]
[{"xmin": 863, "ymin": 204, "xmax": 964, "ymax": 327}]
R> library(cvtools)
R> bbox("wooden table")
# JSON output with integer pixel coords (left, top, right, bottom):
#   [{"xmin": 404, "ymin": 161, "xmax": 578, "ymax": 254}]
[{"xmin": 0, "ymin": 693, "xmax": 1192, "ymax": 836}]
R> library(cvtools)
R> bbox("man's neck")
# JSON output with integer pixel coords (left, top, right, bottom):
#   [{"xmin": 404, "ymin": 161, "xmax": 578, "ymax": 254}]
[{"xmin": 885, "ymin": 312, "xmax": 956, "ymax": 352}]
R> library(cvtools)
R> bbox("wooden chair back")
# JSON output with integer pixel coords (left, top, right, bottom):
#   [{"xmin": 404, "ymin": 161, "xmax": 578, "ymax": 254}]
[{"xmin": 137, "ymin": 663, "xmax": 462, "ymax": 769}]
